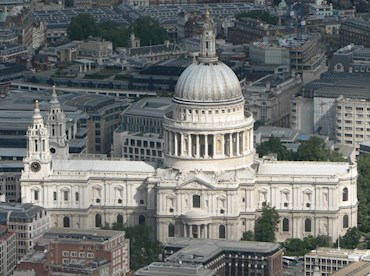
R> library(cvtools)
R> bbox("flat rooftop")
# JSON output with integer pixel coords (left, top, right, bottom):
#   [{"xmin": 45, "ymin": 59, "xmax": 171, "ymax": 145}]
[
  {"xmin": 331, "ymin": 261, "xmax": 370, "ymax": 276},
  {"xmin": 300, "ymin": 72, "xmax": 370, "ymax": 100},
  {"xmin": 136, "ymin": 262, "xmax": 216, "ymax": 276},
  {"xmin": 305, "ymin": 247, "xmax": 370, "ymax": 261},
  {"xmin": 165, "ymin": 238, "xmax": 281, "ymax": 264},
  {"xmin": 123, "ymin": 97, "xmax": 172, "ymax": 118}
]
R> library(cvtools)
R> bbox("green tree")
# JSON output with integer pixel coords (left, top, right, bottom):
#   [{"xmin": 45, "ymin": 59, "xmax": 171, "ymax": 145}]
[
  {"xmin": 283, "ymin": 238, "xmax": 307, "ymax": 256},
  {"xmin": 283, "ymin": 235, "xmax": 332, "ymax": 256},
  {"xmin": 123, "ymin": 224, "xmax": 163, "ymax": 270},
  {"xmin": 129, "ymin": 16, "xmax": 169, "ymax": 46},
  {"xmin": 67, "ymin": 13, "xmax": 99, "ymax": 40},
  {"xmin": 256, "ymin": 136, "xmax": 292, "ymax": 160},
  {"xmin": 98, "ymin": 21, "xmax": 128, "ymax": 48},
  {"xmin": 241, "ymin": 230, "xmax": 254, "ymax": 241},
  {"xmin": 255, "ymin": 203, "xmax": 280, "ymax": 242},
  {"xmin": 357, "ymin": 155, "xmax": 370, "ymax": 232},
  {"xmin": 335, "ymin": 227, "xmax": 361, "ymax": 249},
  {"xmin": 314, "ymin": 235, "xmax": 332, "ymax": 247},
  {"xmin": 295, "ymin": 137, "xmax": 345, "ymax": 162},
  {"xmin": 236, "ymin": 10, "xmax": 278, "ymax": 25}
]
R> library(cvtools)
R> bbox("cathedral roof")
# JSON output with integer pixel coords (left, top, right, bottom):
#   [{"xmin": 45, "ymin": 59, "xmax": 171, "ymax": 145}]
[
  {"xmin": 52, "ymin": 159, "xmax": 156, "ymax": 173},
  {"xmin": 258, "ymin": 161, "xmax": 351, "ymax": 176}
]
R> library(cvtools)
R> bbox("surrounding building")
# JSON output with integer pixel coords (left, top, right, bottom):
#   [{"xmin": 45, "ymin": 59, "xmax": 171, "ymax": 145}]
[
  {"xmin": 3, "ymin": 6, "xmax": 33, "ymax": 53},
  {"xmin": 113, "ymin": 97, "xmax": 172, "ymax": 161},
  {"xmin": 20, "ymin": 10, "xmax": 358, "ymax": 244},
  {"xmin": 0, "ymin": 225, "xmax": 16, "ymax": 276},
  {"xmin": 244, "ymin": 74, "xmax": 302, "ymax": 127},
  {"xmin": 63, "ymin": 93, "xmax": 131, "ymax": 154},
  {"xmin": 229, "ymin": 18, "xmax": 284, "ymax": 45},
  {"xmin": 331, "ymin": 261, "xmax": 370, "ymax": 276},
  {"xmin": 309, "ymin": 0, "xmax": 333, "ymax": 16},
  {"xmin": 340, "ymin": 18, "xmax": 370, "ymax": 48},
  {"xmin": 0, "ymin": 203, "xmax": 49, "ymax": 259},
  {"xmin": 77, "ymin": 38, "xmax": 113, "ymax": 65},
  {"xmin": 0, "ymin": 44, "xmax": 27, "ymax": 62},
  {"xmin": 290, "ymin": 72, "xmax": 370, "ymax": 151},
  {"xmin": 249, "ymin": 34, "xmax": 327, "ymax": 84},
  {"xmin": 329, "ymin": 44, "xmax": 370, "ymax": 73},
  {"xmin": 304, "ymin": 247, "xmax": 370, "ymax": 276},
  {"xmin": 156, "ymin": 238, "xmax": 283, "ymax": 276},
  {"xmin": 135, "ymin": 262, "xmax": 216, "ymax": 276},
  {"xmin": 14, "ymin": 228, "xmax": 130, "ymax": 276}
]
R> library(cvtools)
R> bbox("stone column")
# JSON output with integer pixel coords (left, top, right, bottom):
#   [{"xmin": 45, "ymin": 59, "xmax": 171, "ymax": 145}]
[
  {"xmin": 169, "ymin": 132, "xmax": 173, "ymax": 155},
  {"xmin": 196, "ymin": 135, "xmax": 200, "ymax": 158},
  {"xmin": 236, "ymin": 132, "xmax": 240, "ymax": 156},
  {"xmin": 188, "ymin": 134, "xmax": 192, "ymax": 157},
  {"xmin": 250, "ymin": 129, "xmax": 253, "ymax": 150},
  {"xmin": 229, "ymin": 133, "xmax": 233, "ymax": 157},
  {"xmin": 189, "ymin": 224, "xmax": 193, "ymax": 238},
  {"xmin": 212, "ymin": 134, "xmax": 217, "ymax": 158},
  {"xmin": 180, "ymin": 134, "xmax": 184, "ymax": 157},
  {"xmin": 184, "ymin": 224, "xmax": 187, "ymax": 238},
  {"xmin": 204, "ymin": 135, "xmax": 208, "ymax": 158},
  {"xmin": 174, "ymin": 132, "xmax": 178, "ymax": 157},
  {"xmin": 197, "ymin": 225, "xmax": 201, "ymax": 238},
  {"xmin": 240, "ymin": 132, "xmax": 244, "ymax": 154}
]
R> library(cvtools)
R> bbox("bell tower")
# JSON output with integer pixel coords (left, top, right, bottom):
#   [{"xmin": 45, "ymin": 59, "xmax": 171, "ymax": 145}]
[
  {"xmin": 45, "ymin": 85, "xmax": 69, "ymax": 159},
  {"xmin": 24, "ymin": 100, "xmax": 52, "ymax": 176}
]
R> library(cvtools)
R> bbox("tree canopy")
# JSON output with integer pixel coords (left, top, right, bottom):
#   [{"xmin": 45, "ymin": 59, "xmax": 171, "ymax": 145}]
[
  {"xmin": 67, "ymin": 14, "xmax": 168, "ymax": 48},
  {"xmin": 357, "ymin": 155, "xmax": 370, "ymax": 233},
  {"xmin": 295, "ymin": 137, "xmax": 345, "ymax": 162},
  {"xmin": 241, "ymin": 230, "xmax": 254, "ymax": 241},
  {"xmin": 256, "ymin": 136, "xmax": 292, "ymax": 160},
  {"xmin": 255, "ymin": 203, "xmax": 280, "ymax": 242},
  {"xmin": 67, "ymin": 13, "xmax": 99, "ymax": 40},
  {"xmin": 236, "ymin": 10, "xmax": 278, "ymax": 25},
  {"xmin": 128, "ymin": 16, "xmax": 169, "ymax": 46},
  {"xmin": 111, "ymin": 223, "xmax": 163, "ymax": 270},
  {"xmin": 256, "ymin": 136, "xmax": 345, "ymax": 162},
  {"xmin": 335, "ymin": 227, "xmax": 361, "ymax": 249},
  {"xmin": 282, "ymin": 235, "xmax": 332, "ymax": 256}
]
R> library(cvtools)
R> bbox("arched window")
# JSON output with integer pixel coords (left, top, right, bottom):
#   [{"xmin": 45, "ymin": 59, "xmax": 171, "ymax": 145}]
[
  {"xmin": 343, "ymin": 214, "xmax": 349, "ymax": 228},
  {"xmin": 63, "ymin": 216, "xmax": 70, "ymax": 228},
  {"xmin": 117, "ymin": 214, "xmax": 124, "ymax": 225},
  {"xmin": 305, "ymin": 218, "xmax": 312, "ymax": 232},
  {"xmin": 283, "ymin": 218, "xmax": 289, "ymax": 232},
  {"xmin": 219, "ymin": 225, "xmax": 226, "ymax": 239},
  {"xmin": 95, "ymin": 214, "xmax": 102, "ymax": 228},
  {"xmin": 139, "ymin": 215, "xmax": 145, "ymax": 225},
  {"xmin": 193, "ymin": 195, "xmax": 200, "ymax": 208},
  {"xmin": 168, "ymin": 223, "xmax": 175, "ymax": 237},
  {"xmin": 343, "ymin": 188, "xmax": 348, "ymax": 202}
]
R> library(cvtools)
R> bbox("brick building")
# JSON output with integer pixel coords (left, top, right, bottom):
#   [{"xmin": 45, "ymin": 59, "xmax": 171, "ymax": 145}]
[{"xmin": 15, "ymin": 228, "xmax": 130, "ymax": 276}]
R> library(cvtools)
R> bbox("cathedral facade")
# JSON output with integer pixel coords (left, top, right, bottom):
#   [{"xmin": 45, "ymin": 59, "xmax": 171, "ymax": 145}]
[{"xmin": 21, "ymin": 11, "xmax": 358, "ymax": 243}]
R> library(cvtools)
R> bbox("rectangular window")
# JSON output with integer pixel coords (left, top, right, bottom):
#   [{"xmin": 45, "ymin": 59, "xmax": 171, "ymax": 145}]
[
  {"xmin": 53, "ymin": 192, "xmax": 57, "ymax": 201},
  {"xmin": 34, "ymin": 191, "xmax": 39, "ymax": 201},
  {"xmin": 64, "ymin": 191, "xmax": 69, "ymax": 201},
  {"xmin": 75, "ymin": 192, "xmax": 79, "ymax": 202}
]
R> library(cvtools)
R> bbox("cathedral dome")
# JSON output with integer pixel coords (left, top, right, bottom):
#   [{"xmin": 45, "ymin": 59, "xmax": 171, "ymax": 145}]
[
  {"xmin": 174, "ymin": 60, "xmax": 243, "ymax": 104},
  {"xmin": 174, "ymin": 9, "xmax": 243, "ymax": 104}
]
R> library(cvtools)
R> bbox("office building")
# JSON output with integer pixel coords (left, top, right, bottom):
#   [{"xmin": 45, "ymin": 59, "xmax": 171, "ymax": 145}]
[
  {"xmin": 305, "ymin": 247, "xmax": 370, "ymax": 276},
  {"xmin": 0, "ymin": 203, "xmax": 49, "ymax": 259}
]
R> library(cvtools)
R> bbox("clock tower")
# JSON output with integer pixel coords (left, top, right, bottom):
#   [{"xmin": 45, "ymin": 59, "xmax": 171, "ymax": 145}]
[
  {"xmin": 45, "ymin": 85, "xmax": 69, "ymax": 159},
  {"xmin": 23, "ymin": 100, "xmax": 52, "ymax": 177}
]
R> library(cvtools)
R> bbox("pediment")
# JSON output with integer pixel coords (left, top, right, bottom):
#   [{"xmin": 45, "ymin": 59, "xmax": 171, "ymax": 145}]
[{"xmin": 176, "ymin": 176, "xmax": 215, "ymax": 190}]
